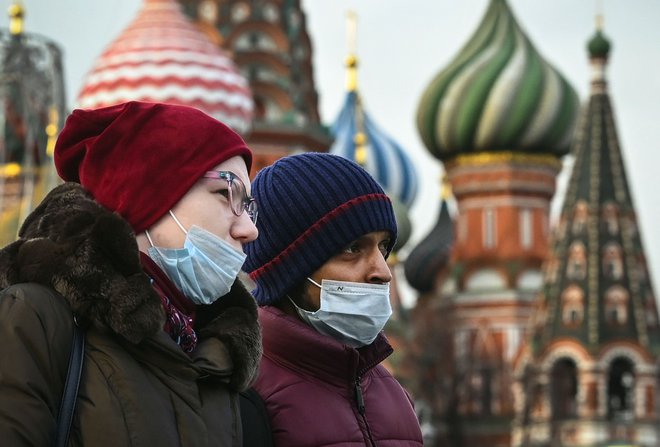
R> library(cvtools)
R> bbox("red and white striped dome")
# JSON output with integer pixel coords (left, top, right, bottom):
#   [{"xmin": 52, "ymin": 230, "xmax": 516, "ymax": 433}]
[{"xmin": 77, "ymin": 0, "xmax": 253, "ymax": 133}]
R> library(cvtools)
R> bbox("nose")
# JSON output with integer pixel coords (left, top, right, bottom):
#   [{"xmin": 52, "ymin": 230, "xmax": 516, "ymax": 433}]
[
  {"xmin": 231, "ymin": 211, "xmax": 259, "ymax": 244},
  {"xmin": 367, "ymin": 250, "xmax": 392, "ymax": 284}
]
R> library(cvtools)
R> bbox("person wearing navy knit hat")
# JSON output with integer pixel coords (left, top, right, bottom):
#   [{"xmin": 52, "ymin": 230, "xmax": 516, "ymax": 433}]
[
  {"xmin": 0, "ymin": 101, "xmax": 263, "ymax": 446},
  {"xmin": 244, "ymin": 152, "xmax": 423, "ymax": 446}
]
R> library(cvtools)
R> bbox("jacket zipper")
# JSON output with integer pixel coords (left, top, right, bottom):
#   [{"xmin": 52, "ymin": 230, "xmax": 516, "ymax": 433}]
[
  {"xmin": 354, "ymin": 375, "xmax": 377, "ymax": 447},
  {"xmin": 353, "ymin": 342, "xmax": 391, "ymax": 447}
]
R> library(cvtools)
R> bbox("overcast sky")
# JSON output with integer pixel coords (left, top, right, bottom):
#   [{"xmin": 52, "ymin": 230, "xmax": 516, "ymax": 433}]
[{"xmin": 5, "ymin": 0, "xmax": 660, "ymax": 301}]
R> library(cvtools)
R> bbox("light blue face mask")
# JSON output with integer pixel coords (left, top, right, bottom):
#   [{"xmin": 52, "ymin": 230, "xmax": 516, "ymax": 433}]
[
  {"xmin": 146, "ymin": 212, "xmax": 247, "ymax": 305},
  {"xmin": 289, "ymin": 278, "xmax": 392, "ymax": 348}
]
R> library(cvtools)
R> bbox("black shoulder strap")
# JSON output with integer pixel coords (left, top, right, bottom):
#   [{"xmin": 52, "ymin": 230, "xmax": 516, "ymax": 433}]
[
  {"xmin": 239, "ymin": 387, "xmax": 274, "ymax": 447},
  {"xmin": 55, "ymin": 320, "xmax": 85, "ymax": 447}
]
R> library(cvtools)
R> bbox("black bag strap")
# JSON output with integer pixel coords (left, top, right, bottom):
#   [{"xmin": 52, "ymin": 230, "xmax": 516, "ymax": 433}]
[
  {"xmin": 55, "ymin": 319, "xmax": 85, "ymax": 447},
  {"xmin": 239, "ymin": 387, "xmax": 274, "ymax": 447}
]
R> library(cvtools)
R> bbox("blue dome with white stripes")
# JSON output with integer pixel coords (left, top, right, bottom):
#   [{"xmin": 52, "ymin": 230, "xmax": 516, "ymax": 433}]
[{"xmin": 330, "ymin": 91, "xmax": 418, "ymax": 208}]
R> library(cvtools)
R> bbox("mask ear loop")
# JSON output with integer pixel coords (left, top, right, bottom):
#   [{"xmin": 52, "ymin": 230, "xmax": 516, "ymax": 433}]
[
  {"xmin": 307, "ymin": 277, "xmax": 322, "ymax": 288},
  {"xmin": 145, "ymin": 230, "xmax": 156, "ymax": 248},
  {"xmin": 144, "ymin": 210, "xmax": 187, "ymax": 249},
  {"xmin": 287, "ymin": 295, "xmax": 318, "ymax": 316},
  {"xmin": 169, "ymin": 210, "xmax": 188, "ymax": 234}
]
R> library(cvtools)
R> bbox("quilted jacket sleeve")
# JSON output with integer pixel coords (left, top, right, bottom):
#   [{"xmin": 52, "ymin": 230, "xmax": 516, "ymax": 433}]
[{"xmin": 0, "ymin": 283, "xmax": 75, "ymax": 445}]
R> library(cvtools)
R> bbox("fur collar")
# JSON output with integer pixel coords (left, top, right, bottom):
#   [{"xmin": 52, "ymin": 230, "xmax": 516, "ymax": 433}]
[{"xmin": 0, "ymin": 183, "xmax": 261, "ymax": 390}]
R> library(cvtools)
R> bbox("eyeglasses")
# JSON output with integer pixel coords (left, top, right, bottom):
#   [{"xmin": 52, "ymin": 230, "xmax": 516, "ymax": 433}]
[{"xmin": 203, "ymin": 171, "xmax": 258, "ymax": 224}]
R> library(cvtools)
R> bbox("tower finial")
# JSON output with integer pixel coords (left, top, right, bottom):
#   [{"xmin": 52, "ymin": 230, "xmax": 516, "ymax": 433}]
[
  {"xmin": 345, "ymin": 10, "xmax": 358, "ymax": 92},
  {"xmin": 8, "ymin": 1, "xmax": 25, "ymax": 36}
]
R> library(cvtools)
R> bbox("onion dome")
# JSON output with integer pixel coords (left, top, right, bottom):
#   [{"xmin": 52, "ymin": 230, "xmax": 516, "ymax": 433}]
[
  {"xmin": 330, "ymin": 12, "xmax": 418, "ymax": 208},
  {"xmin": 0, "ymin": 2, "xmax": 65, "ymax": 245},
  {"xmin": 77, "ymin": 0, "xmax": 253, "ymax": 133},
  {"xmin": 404, "ymin": 180, "xmax": 454, "ymax": 293},
  {"xmin": 416, "ymin": 0, "xmax": 579, "ymax": 161},
  {"xmin": 587, "ymin": 17, "xmax": 611, "ymax": 60}
]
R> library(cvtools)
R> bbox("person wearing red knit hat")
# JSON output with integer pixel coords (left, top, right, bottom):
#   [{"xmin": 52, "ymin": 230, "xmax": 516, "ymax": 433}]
[{"xmin": 0, "ymin": 101, "xmax": 263, "ymax": 446}]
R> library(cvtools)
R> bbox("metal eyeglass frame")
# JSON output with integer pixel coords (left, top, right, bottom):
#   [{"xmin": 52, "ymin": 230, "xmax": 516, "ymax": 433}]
[{"xmin": 203, "ymin": 170, "xmax": 258, "ymax": 224}]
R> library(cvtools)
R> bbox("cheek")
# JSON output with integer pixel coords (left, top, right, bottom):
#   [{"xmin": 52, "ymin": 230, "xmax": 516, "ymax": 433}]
[
  {"xmin": 304, "ymin": 283, "xmax": 322, "ymax": 311},
  {"xmin": 201, "ymin": 213, "xmax": 233, "ymax": 239},
  {"xmin": 191, "ymin": 201, "xmax": 232, "ymax": 236}
]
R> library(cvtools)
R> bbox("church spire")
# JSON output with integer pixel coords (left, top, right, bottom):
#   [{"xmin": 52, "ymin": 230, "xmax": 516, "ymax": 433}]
[
  {"xmin": 514, "ymin": 20, "xmax": 660, "ymax": 446},
  {"xmin": 532, "ymin": 21, "xmax": 658, "ymax": 355}
]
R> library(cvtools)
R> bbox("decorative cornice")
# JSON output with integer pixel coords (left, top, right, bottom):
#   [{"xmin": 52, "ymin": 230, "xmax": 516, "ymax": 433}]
[
  {"xmin": 446, "ymin": 151, "xmax": 562, "ymax": 170},
  {"xmin": 457, "ymin": 196, "xmax": 550, "ymax": 210}
]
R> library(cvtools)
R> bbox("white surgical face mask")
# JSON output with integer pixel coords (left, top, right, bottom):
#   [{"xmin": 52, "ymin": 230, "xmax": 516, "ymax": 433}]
[
  {"xmin": 289, "ymin": 278, "xmax": 392, "ymax": 348},
  {"xmin": 146, "ymin": 211, "xmax": 247, "ymax": 305}
]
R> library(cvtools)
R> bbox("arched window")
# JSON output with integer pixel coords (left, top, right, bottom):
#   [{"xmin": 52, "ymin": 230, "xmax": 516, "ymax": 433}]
[
  {"xmin": 561, "ymin": 285, "xmax": 584, "ymax": 326},
  {"xmin": 519, "ymin": 208, "xmax": 533, "ymax": 249},
  {"xmin": 262, "ymin": 3, "xmax": 279, "ymax": 22},
  {"xmin": 468, "ymin": 367, "xmax": 494, "ymax": 416},
  {"xmin": 566, "ymin": 241, "xmax": 587, "ymax": 280},
  {"xmin": 605, "ymin": 286, "xmax": 629, "ymax": 325},
  {"xmin": 465, "ymin": 269, "xmax": 506, "ymax": 291},
  {"xmin": 571, "ymin": 200, "xmax": 588, "ymax": 235},
  {"xmin": 602, "ymin": 202, "xmax": 620, "ymax": 235},
  {"xmin": 608, "ymin": 357, "xmax": 635, "ymax": 421},
  {"xmin": 483, "ymin": 208, "xmax": 496, "ymax": 249},
  {"xmin": 231, "ymin": 2, "xmax": 250, "ymax": 22},
  {"xmin": 603, "ymin": 243, "xmax": 624, "ymax": 280},
  {"xmin": 551, "ymin": 358, "xmax": 578, "ymax": 419}
]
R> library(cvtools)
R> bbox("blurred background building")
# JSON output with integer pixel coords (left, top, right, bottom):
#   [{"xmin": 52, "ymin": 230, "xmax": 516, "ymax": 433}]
[
  {"xmin": 0, "ymin": 2, "xmax": 65, "ymax": 245},
  {"xmin": 180, "ymin": 0, "xmax": 332, "ymax": 170}
]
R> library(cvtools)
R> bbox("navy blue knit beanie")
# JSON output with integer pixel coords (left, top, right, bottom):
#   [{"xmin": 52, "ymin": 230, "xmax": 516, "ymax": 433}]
[{"xmin": 243, "ymin": 152, "xmax": 398, "ymax": 305}]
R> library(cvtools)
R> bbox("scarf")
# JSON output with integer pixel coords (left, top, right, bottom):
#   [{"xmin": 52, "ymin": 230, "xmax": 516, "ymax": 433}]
[{"xmin": 140, "ymin": 252, "xmax": 198, "ymax": 352}]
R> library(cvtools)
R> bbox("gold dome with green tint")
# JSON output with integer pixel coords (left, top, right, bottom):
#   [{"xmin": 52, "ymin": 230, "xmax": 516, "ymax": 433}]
[{"xmin": 416, "ymin": 0, "xmax": 580, "ymax": 161}]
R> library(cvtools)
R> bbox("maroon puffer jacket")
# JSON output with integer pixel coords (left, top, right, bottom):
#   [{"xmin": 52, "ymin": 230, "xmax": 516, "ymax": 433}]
[{"xmin": 254, "ymin": 306, "xmax": 423, "ymax": 447}]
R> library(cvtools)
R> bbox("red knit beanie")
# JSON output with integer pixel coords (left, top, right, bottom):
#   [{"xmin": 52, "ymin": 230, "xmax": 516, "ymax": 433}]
[{"xmin": 54, "ymin": 101, "xmax": 252, "ymax": 233}]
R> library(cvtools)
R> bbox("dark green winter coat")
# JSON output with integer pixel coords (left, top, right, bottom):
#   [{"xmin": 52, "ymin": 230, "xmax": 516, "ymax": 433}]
[{"xmin": 0, "ymin": 183, "xmax": 262, "ymax": 446}]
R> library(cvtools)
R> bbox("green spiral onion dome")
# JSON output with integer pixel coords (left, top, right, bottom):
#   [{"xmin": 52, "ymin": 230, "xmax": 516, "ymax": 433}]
[{"xmin": 416, "ymin": 0, "xmax": 580, "ymax": 161}]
